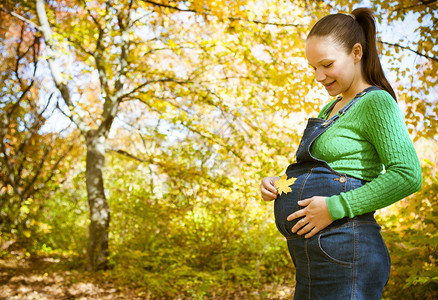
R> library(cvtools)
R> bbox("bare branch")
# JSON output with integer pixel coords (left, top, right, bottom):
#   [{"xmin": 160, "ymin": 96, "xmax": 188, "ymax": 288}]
[
  {"xmin": 108, "ymin": 148, "xmax": 146, "ymax": 163},
  {"xmin": 15, "ymin": 95, "xmax": 54, "ymax": 174},
  {"xmin": 79, "ymin": 0, "xmax": 103, "ymax": 30},
  {"xmin": 119, "ymin": 78, "xmax": 194, "ymax": 101},
  {"xmin": 109, "ymin": 148, "xmax": 236, "ymax": 189},
  {"xmin": 35, "ymin": 0, "xmax": 89, "ymax": 134},
  {"xmin": 33, "ymin": 136, "xmax": 77, "ymax": 195},
  {"xmin": 64, "ymin": 35, "xmax": 94, "ymax": 56},
  {"xmin": 93, "ymin": 4, "xmax": 111, "ymax": 99},
  {"xmin": 22, "ymin": 140, "xmax": 52, "ymax": 201},
  {"xmin": 142, "ymin": 0, "xmax": 302, "ymax": 27},
  {"xmin": 0, "ymin": 7, "xmax": 42, "ymax": 31},
  {"xmin": 391, "ymin": 0, "xmax": 437, "ymax": 12},
  {"xmin": 100, "ymin": 3, "xmax": 136, "ymax": 138},
  {"xmin": 142, "ymin": 0, "xmax": 198, "ymax": 13},
  {"xmin": 379, "ymin": 40, "xmax": 438, "ymax": 63},
  {"xmin": 0, "ymin": 136, "xmax": 18, "ymax": 194}
]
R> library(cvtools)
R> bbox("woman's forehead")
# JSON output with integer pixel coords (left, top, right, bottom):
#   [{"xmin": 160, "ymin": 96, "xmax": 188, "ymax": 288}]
[
  {"xmin": 306, "ymin": 37, "xmax": 335, "ymax": 59},
  {"xmin": 305, "ymin": 36, "xmax": 346, "ymax": 62}
]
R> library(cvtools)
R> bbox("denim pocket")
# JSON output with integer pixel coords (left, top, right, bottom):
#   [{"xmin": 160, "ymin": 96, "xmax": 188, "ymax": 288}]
[{"xmin": 317, "ymin": 225, "xmax": 356, "ymax": 267}]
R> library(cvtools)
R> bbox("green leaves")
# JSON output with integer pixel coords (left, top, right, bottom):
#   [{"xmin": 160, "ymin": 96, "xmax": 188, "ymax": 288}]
[
  {"xmin": 378, "ymin": 144, "xmax": 438, "ymax": 299},
  {"xmin": 3, "ymin": 0, "xmax": 437, "ymax": 297}
]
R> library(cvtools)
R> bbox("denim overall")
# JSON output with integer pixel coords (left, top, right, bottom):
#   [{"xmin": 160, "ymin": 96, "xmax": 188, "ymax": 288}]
[{"xmin": 274, "ymin": 87, "xmax": 390, "ymax": 299}]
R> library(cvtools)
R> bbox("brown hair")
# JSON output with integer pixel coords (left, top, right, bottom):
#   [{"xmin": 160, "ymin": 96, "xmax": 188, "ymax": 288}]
[{"xmin": 307, "ymin": 8, "xmax": 397, "ymax": 101}]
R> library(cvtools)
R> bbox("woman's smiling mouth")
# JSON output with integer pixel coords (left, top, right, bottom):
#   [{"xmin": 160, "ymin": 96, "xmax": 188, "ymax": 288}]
[{"xmin": 324, "ymin": 81, "xmax": 336, "ymax": 89}]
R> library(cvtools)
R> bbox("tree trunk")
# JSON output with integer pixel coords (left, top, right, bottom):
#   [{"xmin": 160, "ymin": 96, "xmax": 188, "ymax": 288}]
[{"xmin": 85, "ymin": 129, "xmax": 110, "ymax": 271}]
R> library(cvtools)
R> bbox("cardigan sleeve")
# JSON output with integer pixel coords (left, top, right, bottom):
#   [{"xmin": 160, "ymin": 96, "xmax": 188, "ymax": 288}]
[{"xmin": 325, "ymin": 91, "xmax": 422, "ymax": 220}]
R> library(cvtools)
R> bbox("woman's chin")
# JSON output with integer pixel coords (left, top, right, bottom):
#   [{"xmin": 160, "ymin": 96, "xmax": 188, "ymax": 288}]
[{"xmin": 327, "ymin": 90, "xmax": 340, "ymax": 97}]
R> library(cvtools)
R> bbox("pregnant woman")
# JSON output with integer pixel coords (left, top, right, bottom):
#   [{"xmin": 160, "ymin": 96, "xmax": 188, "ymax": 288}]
[{"xmin": 260, "ymin": 7, "xmax": 422, "ymax": 299}]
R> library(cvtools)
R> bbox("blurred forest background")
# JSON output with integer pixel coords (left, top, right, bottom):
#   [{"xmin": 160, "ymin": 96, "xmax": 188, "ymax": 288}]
[{"xmin": 0, "ymin": 0, "xmax": 437, "ymax": 299}]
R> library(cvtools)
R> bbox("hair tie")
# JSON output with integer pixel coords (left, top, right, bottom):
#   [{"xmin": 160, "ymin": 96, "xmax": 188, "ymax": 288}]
[{"xmin": 348, "ymin": 14, "xmax": 356, "ymax": 21}]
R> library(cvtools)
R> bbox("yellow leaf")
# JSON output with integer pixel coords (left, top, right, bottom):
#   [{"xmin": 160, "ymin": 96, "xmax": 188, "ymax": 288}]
[{"xmin": 275, "ymin": 174, "xmax": 297, "ymax": 195}]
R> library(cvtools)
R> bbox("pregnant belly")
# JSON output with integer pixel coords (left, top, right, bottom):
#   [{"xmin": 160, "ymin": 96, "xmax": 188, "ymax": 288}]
[{"xmin": 274, "ymin": 163, "xmax": 348, "ymax": 239}]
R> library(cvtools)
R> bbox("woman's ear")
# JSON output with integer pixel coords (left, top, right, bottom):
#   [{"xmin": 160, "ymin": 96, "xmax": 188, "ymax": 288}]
[{"xmin": 352, "ymin": 43, "xmax": 363, "ymax": 63}]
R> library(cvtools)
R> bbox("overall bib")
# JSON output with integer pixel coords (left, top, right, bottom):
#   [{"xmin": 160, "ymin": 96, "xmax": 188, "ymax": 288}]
[{"xmin": 274, "ymin": 87, "xmax": 390, "ymax": 299}]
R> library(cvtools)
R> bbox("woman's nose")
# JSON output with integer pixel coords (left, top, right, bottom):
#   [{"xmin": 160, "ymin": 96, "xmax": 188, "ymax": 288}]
[{"xmin": 315, "ymin": 69, "xmax": 326, "ymax": 82}]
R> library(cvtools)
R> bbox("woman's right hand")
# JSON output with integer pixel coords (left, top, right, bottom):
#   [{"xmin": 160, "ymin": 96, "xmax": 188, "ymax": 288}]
[{"xmin": 260, "ymin": 176, "xmax": 280, "ymax": 201}]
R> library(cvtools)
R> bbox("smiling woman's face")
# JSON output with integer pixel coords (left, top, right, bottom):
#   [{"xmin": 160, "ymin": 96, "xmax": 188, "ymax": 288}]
[{"xmin": 306, "ymin": 35, "xmax": 363, "ymax": 99}]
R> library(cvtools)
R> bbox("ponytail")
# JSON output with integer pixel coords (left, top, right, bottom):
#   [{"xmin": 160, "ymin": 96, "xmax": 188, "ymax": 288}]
[
  {"xmin": 351, "ymin": 8, "xmax": 396, "ymax": 101},
  {"xmin": 308, "ymin": 8, "xmax": 397, "ymax": 101}
]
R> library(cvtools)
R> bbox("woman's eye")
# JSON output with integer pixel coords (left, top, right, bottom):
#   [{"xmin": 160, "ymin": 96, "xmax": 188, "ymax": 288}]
[{"xmin": 323, "ymin": 63, "xmax": 333, "ymax": 68}]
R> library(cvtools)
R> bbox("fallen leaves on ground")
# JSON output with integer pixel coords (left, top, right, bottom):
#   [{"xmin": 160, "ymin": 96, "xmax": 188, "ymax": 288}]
[
  {"xmin": 0, "ymin": 251, "xmax": 295, "ymax": 299},
  {"xmin": 0, "ymin": 253, "xmax": 144, "ymax": 300}
]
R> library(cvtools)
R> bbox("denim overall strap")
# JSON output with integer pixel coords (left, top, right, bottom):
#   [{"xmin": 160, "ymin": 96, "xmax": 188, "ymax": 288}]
[
  {"xmin": 296, "ymin": 86, "xmax": 381, "ymax": 164},
  {"xmin": 322, "ymin": 86, "xmax": 381, "ymax": 126},
  {"xmin": 276, "ymin": 86, "xmax": 389, "ymax": 300}
]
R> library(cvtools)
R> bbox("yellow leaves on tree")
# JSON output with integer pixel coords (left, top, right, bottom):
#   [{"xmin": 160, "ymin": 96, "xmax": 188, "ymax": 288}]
[{"xmin": 275, "ymin": 174, "xmax": 297, "ymax": 195}]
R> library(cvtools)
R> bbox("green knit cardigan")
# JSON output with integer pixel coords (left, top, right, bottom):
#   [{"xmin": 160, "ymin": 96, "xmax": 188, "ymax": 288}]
[{"xmin": 312, "ymin": 89, "xmax": 422, "ymax": 220}]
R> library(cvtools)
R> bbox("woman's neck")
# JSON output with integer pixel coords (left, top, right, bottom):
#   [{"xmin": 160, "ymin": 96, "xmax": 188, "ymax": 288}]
[{"xmin": 341, "ymin": 82, "xmax": 372, "ymax": 103}]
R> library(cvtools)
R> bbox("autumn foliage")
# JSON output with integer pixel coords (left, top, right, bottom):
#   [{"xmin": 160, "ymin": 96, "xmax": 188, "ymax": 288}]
[{"xmin": 0, "ymin": 0, "xmax": 437, "ymax": 299}]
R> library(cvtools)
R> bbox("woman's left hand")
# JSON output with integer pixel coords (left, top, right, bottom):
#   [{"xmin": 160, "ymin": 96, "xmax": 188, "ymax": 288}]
[{"xmin": 287, "ymin": 196, "xmax": 333, "ymax": 239}]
